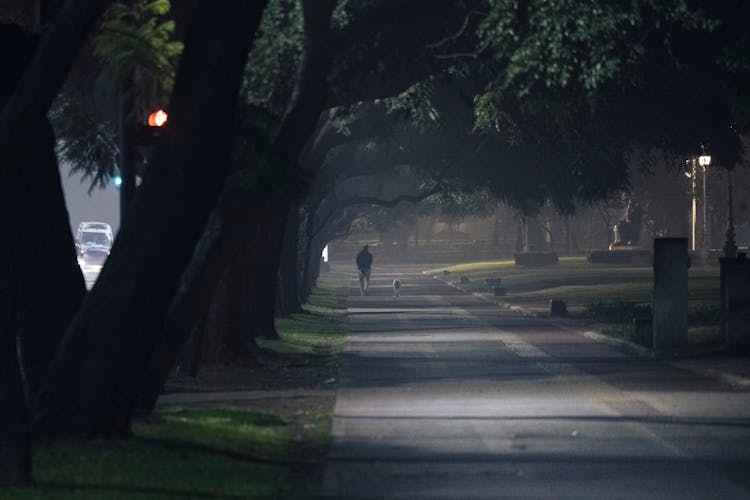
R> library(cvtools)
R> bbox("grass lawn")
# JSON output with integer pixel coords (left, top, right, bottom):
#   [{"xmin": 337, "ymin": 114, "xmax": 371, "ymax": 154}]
[
  {"xmin": 2, "ymin": 404, "xmax": 327, "ymax": 499},
  {"xmin": 262, "ymin": 271, "xmax": 350, "ymax": 356},
  {"xmin": 3, "ymin": 272, "xmax": 351, "ymax": 499},
  {"xmin": 426, "ymin": 256, "xmax": 722, "ymax": 347}
]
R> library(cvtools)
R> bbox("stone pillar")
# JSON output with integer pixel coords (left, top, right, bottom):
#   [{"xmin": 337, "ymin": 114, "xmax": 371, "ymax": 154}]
[
  {"xmin": 720, "ymin": 252, "xmax": 750, "ymax": 353},
  {"xmin": 652, "ymin": 238, "xmax": 688, "ymax": 351}
]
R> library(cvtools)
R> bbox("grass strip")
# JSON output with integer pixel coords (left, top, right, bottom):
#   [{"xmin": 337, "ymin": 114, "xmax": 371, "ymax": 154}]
[
  {"xmin": 4, "ymin": 404, "xmax": 323, "ymax": 499},
  {"xmin": 427, "ymin": 256, "xmax": 720, "ymax": 308},
  {"xmin": 263, "ymin": 271, "xmax": 350, "ymax": 356},
  {"xmin": 5, "ymin": 273, "xmax": 352, "ymax": 499},
  {"xmin": 427, "ymin": 257, "xmax": 723, "ymax": 348}
]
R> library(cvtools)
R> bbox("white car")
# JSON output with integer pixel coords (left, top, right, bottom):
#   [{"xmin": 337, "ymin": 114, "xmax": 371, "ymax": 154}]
[{"xmin": 76, "ymin": 221, "xmax": 113, "ymax": 256}]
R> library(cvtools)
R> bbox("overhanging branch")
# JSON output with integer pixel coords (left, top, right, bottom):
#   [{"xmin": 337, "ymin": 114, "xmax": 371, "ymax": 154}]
[{"xmin": 337, "ymin": 185, "xmax": 441, "ymax": 208}]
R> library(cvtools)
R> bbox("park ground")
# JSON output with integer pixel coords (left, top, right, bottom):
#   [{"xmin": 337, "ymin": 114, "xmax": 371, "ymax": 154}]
[{"xmin": 5, "ymin": 258, "xmax": 748, "ymax": 498}]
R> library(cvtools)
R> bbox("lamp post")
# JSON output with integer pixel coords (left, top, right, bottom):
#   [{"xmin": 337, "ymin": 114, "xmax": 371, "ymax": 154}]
[
  {"xmin": 723, "ymin": 168, "xmax": 738, "ymax": 258},
  {"xmin": 686, "ymin": 158, "xmax": 698, "ymax": 254},
  {"xmin": 698, "ymin": 153, "xmax": 711, "ymax": 262}
]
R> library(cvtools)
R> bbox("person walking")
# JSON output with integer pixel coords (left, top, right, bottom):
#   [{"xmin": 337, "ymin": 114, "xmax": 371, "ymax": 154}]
[{"xmin": 355, "ymin": 244, "xmax": 373, "ymax": 296}]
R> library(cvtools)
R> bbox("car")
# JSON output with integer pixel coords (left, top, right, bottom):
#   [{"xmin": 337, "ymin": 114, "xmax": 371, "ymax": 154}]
[
  {"xmin": 76, "ymin": 221, "xmax": 113, "ymax": 257},
  {"xmin": 77, "ymin": 221, "xmax": 113, "ymax": 246},
  {"xmin": 80, "ymin": 244, "xmax": 110, "ymax": 267}
]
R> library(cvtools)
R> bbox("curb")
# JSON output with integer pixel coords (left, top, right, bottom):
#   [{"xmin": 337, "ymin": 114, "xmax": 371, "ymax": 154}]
[
  {"xmin": 429, "ymin": 272, "xmax": 750, "ymax": 388},
  {"xmin": 688, "ymin": 368, "xmax": 750, "ymax": 390},
  {"xmin": 158, "ymin": 389, "xmax": 336, "ymax": 405}
]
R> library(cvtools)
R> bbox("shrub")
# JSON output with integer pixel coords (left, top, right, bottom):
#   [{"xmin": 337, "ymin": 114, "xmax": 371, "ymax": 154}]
[{"xmin": 585, "ymin": 301, "xmax": 652, "ymax": 323}]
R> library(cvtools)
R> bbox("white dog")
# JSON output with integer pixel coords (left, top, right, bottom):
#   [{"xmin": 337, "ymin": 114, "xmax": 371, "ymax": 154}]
[{"xmin": 392, "ymin": 279, "xmax": 402, "ymax": 297}]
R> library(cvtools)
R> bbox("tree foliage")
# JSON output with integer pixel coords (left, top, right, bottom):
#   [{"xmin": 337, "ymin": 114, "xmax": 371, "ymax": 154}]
[
  {"xmin": 242, "ymin": 0, "xmax": 303, "ymax": 117},
  {"xmin": 52, "ymin": 0, "xmax": 183, "ymax": 190},
  {"xmin": 475, "ymin": 0, "xmax": 750, "ymax": 165},
  {"xmin": 93, "ymin": 0, "xmax": 183, "ymax": 112}
]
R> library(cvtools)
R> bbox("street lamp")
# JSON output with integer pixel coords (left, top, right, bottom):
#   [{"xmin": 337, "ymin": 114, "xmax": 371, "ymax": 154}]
[
  {"xmin": 685, "ymin": 152, "xmax": 713, "ymax": 261},
  {"xmin": 686, "ymin": 158, "xmax": 698, "ymax": 254}
]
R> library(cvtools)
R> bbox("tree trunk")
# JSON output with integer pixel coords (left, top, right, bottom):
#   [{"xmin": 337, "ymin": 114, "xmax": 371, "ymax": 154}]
[
  {"xmin": 298, "ymin": 199, "xmax": 321, "ymax": 302},
  {"xmin": 0, "ymin": 21, "xmax": 86, "ymax": 483},
  {"xmin": 34, "ymin": 0, "xmax": 268, "ymax": 438},
  {"xmin": 0, "ymin": 0, "xmax": 111, "ymax": 155},
  {"xmin": 277, "ymin": 203, "xmax": 303, "ymax": 316},
  {"xmin": 136, "ymin": 136, "xmax": 288, "ymax": 415},
  {"xmin": 0, "ymin": 245, "xmax": 30, "ymax": 486},
  {"xmin": 135, "ymin": 184, "xmax": 261, "ymax": 414},
  {"xmin": 244, "ymin": 201, "xmax": 289, "ymax": 341},
  {"xmin": 308, "ymin": 236, "xmax": 326, "ymax": 291},
  {"xmin": 302, "ymin": 230, "xmax": 327, "ymax": 298},
  {"xmin": 10, "ymin": 120, "xmax": 85, "ymax": 399},
  {"xmin": 239, "ymin": 0, "xmax": 337, "ymax": 341}
]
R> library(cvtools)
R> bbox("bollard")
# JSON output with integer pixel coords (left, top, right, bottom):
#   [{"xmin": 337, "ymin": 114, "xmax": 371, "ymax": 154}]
[
  {"xmin": 632, "ymin": 316, "xmax": 652, "ymax": 346},
  {"xmin": 652, "ymin": 238, "xmax": 688, "ymax": 351},
  {"xmin": 550, "ymin": 300, "xmax": 567, "ymax": 316},
  {"xmin": 486, "ymin": 277, "xmax": 502, "ymax": 286}
]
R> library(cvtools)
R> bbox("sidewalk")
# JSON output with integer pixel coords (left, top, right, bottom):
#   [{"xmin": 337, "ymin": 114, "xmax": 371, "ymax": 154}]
[{"xmin": 444, "ymin": 277, "xmax": 750, "ymax": 391}]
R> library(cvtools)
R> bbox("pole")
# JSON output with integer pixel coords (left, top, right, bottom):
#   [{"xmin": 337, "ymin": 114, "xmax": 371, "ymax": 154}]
[
  {"xmin": 691, "ymin": 159, "xmax": 697, "ymax": 253},
  {"xmin": 701, "ymin": 163, "xmax": 708, "ymax": 262},
  {"xmin": 117, "ymin": 86, "xmax": 136, "ymax": 225},
  {"xmin": 723, "ymin": 169, "xmax": 738, "ymax": 258}
]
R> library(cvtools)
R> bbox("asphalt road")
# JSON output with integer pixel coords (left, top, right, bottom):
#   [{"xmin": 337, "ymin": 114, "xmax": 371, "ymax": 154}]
[
  {"xmin": 79, "ymin": 263, "xmax": 100, "ymax": 290},
  {"xmin": 323, "ymin": 267, "xmax": 750, "ymax": 499}
]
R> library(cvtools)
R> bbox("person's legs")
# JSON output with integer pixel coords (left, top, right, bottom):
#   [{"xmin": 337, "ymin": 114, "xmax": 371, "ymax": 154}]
[
  {"xmin": 358, "ymin": 269, "xmax": 366, "ymax": 295},
  {"xmin": 359, "ymin": 268, "xmax": 371, "ymax": 295}
]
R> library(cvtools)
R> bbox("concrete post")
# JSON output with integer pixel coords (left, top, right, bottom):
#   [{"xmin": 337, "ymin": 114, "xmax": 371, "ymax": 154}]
[
  {"xmin": 720, "ymin": 252, "xmax": 750, "ymax": 353},
  {"xmin": 652, "ymin": 238, "xmax": 688, "ymax": 351}
]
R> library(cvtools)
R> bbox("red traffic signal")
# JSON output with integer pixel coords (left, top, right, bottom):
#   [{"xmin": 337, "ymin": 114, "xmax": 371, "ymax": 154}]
[{"xmin": 147, "ymin": 109, "xmax": 168, "ymax": 127}]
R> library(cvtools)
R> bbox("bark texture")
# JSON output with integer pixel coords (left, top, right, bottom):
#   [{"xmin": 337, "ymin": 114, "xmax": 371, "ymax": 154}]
[
  {"xmin": 0, "ymin": 20, "xmax": 87, "ymax": 483},
  {"xmin": 277, "ymin": 203, "xmax": 304, "ymax": 316},
  {"xmin": 34, "ymin": 0, "xmax": 268, "ymax": 437},
  {"xmin": 239, "ymin": 0, "xmax": 337, "ymax": 341},
  {"xmin": 0, "ymin": 239, "xmax": 29, "ymax": 485},
  {"xmin": 11, "ymin": 120, "xmax": 86, "ymax": 398},
  {"xmin": 0, "ymin": 0, "xmax": 111, "ymax": 157}
]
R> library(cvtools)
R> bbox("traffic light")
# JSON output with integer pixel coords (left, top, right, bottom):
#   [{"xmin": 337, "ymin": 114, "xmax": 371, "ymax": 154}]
[
  {"xmin": 134, "ymin": 109, "xmax": 169, "ymax": 176},
  {"xmin": 147, "ymin": 109, "xmax": 168, "ymax": 127},
  {"xmin": 135, "ymin": 109, "xmax": 168, "ymax": 147}
]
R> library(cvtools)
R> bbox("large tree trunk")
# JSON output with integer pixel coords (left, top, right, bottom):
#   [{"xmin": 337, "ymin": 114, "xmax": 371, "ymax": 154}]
[
  {"xmin": 243, "ymin": 201, "xmax": 289, "ymax": 340},
  {"xmin": 135, "ymin": 186, "xmax": 256, "ymax": 414},
  {"xmin": 299, "ymin": 198, "xmax": 327, "ymax": 302},
  {"xmin": 34, "ymin": 0, "xmax": 268, "ymax": 437},
  {"xmin": 135, "ymin": 127, "xmax": 290, "ymax": 414},
  {"xmin": 308, "ymin": 236, "xmax": 326, "ymax": 292},
  {"xmin": 237, "ymin": 0, "xmax": 337, "ymax": 343},
  {"xmin": 302, "ymin": 232, "xmax": 320, "ymax": 301},
  {"xmin": 11, "ymin": 120, "xmax": 85, "ymax": 399},
  {"xmin": 0, "ymin": 0, "xmax": 111, "ymax": 154},
  {"xmin": 277, "ymin": 203, "xmax": 304, "ymax": 316},
  {"xmin": 0, "ymin": 20, "xmax": 87, "ymax": 484},
  {"xmin": 0, "ymin": 245, "xmax": 29, "ymax": 485}
]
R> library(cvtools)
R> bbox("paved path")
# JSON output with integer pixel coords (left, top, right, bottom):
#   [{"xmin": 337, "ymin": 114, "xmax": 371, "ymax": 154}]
[{"xmin": 323, "ymin": 267, "xmax": 750, "ymax": 499}]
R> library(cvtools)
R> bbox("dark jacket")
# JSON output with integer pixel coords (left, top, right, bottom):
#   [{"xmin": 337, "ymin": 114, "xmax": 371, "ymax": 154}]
[{"xmin": 356, "ymin": 248, "xmax": 373, "ymax": 270}]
